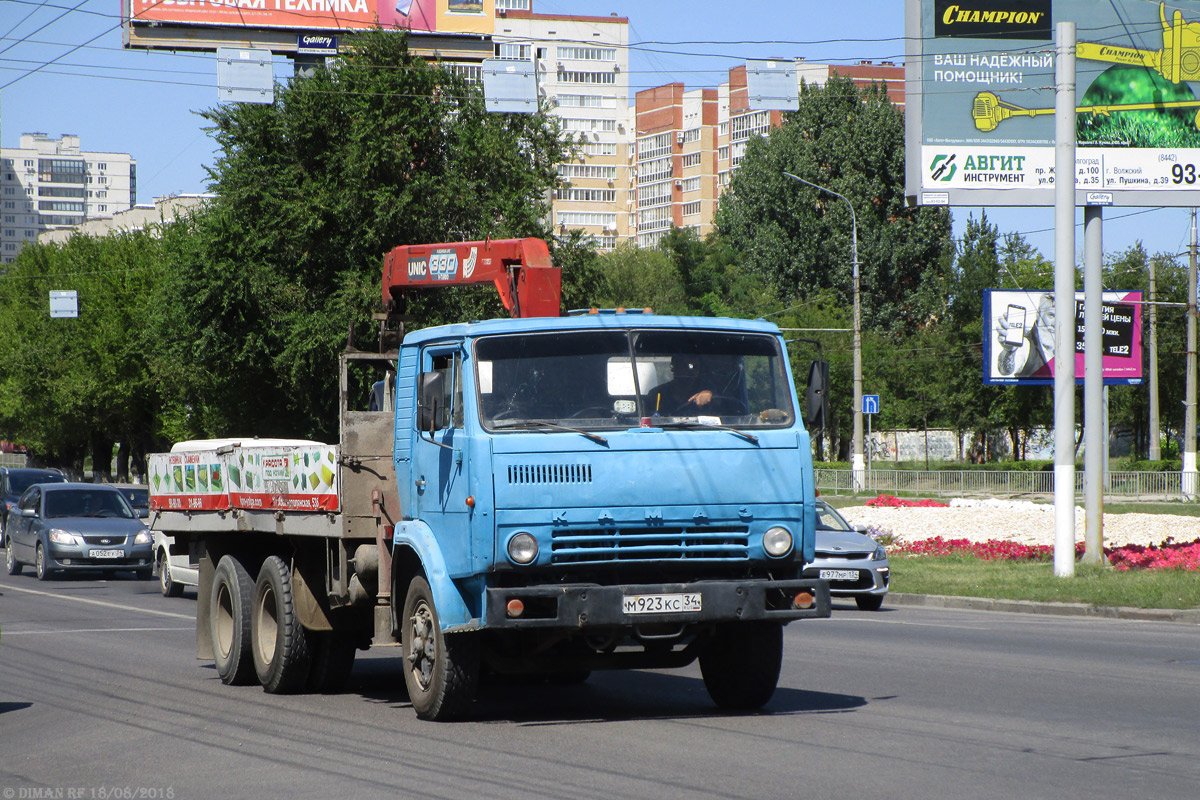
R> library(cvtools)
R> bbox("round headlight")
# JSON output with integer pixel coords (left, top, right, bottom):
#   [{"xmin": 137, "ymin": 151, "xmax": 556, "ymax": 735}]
[
  {"xmin": 507, "ymin": 532, "xmax": 539, "ymax": 565},
  {"xmin": 762, "ymin": 526, "xmax": 792, "ymax": 557}
]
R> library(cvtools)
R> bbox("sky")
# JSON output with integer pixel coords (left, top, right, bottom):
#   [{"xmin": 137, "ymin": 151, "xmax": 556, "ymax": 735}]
[{"xmin": 1, "ymin": 0, "xmax": 1196, "ymax": 262}]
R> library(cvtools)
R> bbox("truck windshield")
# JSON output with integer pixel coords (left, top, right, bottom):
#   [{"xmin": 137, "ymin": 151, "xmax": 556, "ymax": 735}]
[{"xmin": 474, "ymin": 329, "xmax": 795, "ymax": 431}]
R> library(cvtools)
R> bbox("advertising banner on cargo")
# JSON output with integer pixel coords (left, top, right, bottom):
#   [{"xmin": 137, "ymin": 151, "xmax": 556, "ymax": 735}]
[
  {"xmin": 906, "ymin": 0, "xmax": 1200, "ymax": 207},
  {"xmin": 983, "ymin": 289, "xmax": 1143, "ymax": 385},
  {"xmin": 227, "ymin": 446, "xmax": 339, "ymax": 511},
  {"xmin": 148, "ymin": 451, "xmax": 231, "ymax": 511},
  {"xmin": 128, "ymin": 0, "xmax": 490, "ymax": 35}
]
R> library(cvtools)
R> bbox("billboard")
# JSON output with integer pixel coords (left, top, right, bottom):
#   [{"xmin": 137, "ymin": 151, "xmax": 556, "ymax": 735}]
[
  {"xmin": 127, "ymin": 0, "xmax": 492, "ymax": 35},
  {"xmin": 983, "ymin": 290, "xmax": 1143, "ymax": 385},
  {"xmin": 906, "ymin": 0, "xmax": 1200, "ymax": 206}
]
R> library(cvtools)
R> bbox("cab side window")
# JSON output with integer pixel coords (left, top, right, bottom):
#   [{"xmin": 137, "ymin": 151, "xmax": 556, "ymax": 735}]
[
  {"xmin": 429, "ymin": 352, "xmax": 463, "ymax": 430},
  {"xmin": 19, "ymin": 487, "xmax": 40, "ymax": 513}
]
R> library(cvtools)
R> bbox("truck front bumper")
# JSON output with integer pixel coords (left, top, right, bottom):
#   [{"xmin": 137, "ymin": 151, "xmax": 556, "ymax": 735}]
[{"xmin": 484, "ymin": 578, "xmax": 830, "ymax": 629}]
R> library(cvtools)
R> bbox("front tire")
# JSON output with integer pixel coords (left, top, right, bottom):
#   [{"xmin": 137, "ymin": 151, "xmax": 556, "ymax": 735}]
[
  {"xmin": 5, "ymin": 540, "xmax": 20, "ymax": 576},
  {"xmin": 159, "ymin": 551, "xmax": 184, "ymax": 598},
  {"xmin": 251, "ymin": 555, "xmax": 312, "ymax": 694},
  {"xmin": 401, "ymin": 576, "xmax": 480, "ymax": 721},
  {"xmin": 699, "ymin": 621, "xmax": 783, "ymax": 711},
  {"xmin": 211, "ymin": 555, "xmax": 256, "ymax": 685},
  {"xmin": 35, "ymin": 542, "xmax": 53, "ymax": 581},
  {"xmin": 855, "ymin": 594, "xmax": 885, "ymax": 611}
]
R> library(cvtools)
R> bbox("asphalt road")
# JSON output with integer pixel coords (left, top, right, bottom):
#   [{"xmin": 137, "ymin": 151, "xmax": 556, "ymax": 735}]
[{"xmin": 2, "ymin": 570, "xmax": 1198, "ymax": 800}]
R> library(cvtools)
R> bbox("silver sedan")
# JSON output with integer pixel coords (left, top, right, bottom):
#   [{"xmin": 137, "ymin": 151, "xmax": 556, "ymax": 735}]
[{"xmin": 803, "ymin": 500, "xmax": 890, "ymax": 610}]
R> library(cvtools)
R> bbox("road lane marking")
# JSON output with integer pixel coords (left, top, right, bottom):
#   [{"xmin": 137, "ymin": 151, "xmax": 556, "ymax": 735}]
[
  {"xmin": 4, "ymin": 626, "xmax": 193, "ymax": 636},
  {"xmin": 1, "ymin": 583, "xmax": 195, "ymax": 620}
]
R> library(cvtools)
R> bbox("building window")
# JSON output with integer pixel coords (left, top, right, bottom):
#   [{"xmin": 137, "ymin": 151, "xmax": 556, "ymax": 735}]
[
  {"xmin": 680, "ymin": 176, "xmax": 701, "ymax": 193},
  {"xmin": 718, "ymin": 146, "xmax": 729, "ymax": 161},
  {"xmin": 557, "ymin": 211, "xmax": 616, "ymax": 228},
  {"xmin": 680, "ymin": 128, "xmax": 701, "ymax": 144},
  {"xmin": 579, "ymin": 142, "xmax": 617, "ymax": 157},
  {"xmin": 560, "ymin": 188, "xmax": 616, "ymax": 203},
  {"xmin": 637, "ymin": 180, "xmax": 672, "ymax": 208},
  {"xmin": 559, "ymin": 71, "xmax": 616, "ymax": 85},
  {"xmin": 682, "ymin": 201, "xmax": 701, "ymax": 216},
  {"xmin": 682, "ymin": 153, "xmax": 702, "ymax": 168},
  {"xmin": 560, "ymin": 118, "xmax": 617, "ymax": 133},
  {"xmin": 637, "ymin": 133, "xmax": 672, "ymax": 161},
  {"xmin": 495, "ymin": 42, "xmax": 531, "ymax": 60},
  {"xmin": 556, "ymin": 94, "xmax": 614, "ymax": 109},
  {"xmin": 557, "ymin": 164, "xmax": 617, "ymax": 180},
  {"xmin": 558, "ymin": 46, "xmax": 617, "ymax": 61},
  {"xmin": 38, "ymin": 159, "xmax": 86, "ymax": 184},
  {"xmin": 495, "ymin": 0, "xmax": 530, "ymax": 9},
  {"xmin": 730, "ymin": 110, "xmax": 772, "ymax": 143}
]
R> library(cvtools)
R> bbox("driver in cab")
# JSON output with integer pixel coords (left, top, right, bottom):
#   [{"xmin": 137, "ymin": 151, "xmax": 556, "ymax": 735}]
[{"xmin": 648, "ymin": 355, "xmax": 713, "ymax": 415}]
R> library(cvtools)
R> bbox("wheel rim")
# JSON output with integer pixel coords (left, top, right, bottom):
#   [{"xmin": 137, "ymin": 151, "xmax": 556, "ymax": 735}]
[
  {"xmin": 214, "ymin": 581, "xmax": 235, "ymax": 659},
  {"xmin": 407, "ymin": 600, "xmax": 436, "ymax": 691},
  {"xmin": 255, "ymin": 584, "xmax": 279, "ymax": 666},
  {"xmin": 5, "ymin": 542, "xmax": 13, "ymax": 570},
  {"xmin": 36, "ymin": 545, "xmax": 45, "ymax": 577},
  {"xmin": 159, "ymin": 554, "xmax": 170, "ymax": 591}
]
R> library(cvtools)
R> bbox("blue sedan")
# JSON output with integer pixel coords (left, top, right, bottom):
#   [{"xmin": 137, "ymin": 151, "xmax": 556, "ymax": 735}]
[{"xmin": 4, "ymin": 482, "xmax": 153, "ymax": 581}]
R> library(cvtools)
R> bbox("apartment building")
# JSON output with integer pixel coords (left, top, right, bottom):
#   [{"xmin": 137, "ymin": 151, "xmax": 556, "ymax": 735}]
[
  {"xmin": 637, "ymin": 60, "xmax": 904, "ymax": 249},
  {"xmin": 1, "ymin": 133, "xmax": 136, "ymax": 264},
  {"xmin": 493, "ymin": 2, "xmax": 633, "ymax": 250}
]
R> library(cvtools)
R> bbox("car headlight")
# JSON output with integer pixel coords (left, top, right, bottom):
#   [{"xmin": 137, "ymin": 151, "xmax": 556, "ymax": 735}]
[
  {"xmin": 762, "ymin": 526, "xmax": 793, "ymax": 557},
  {"xmin": 873, "ymin": 545, "xmax": 887, "ymax": 561},
  {"xmin": 506, "ymin": 532, "xmax": 538, "ymax": 565},
  {"xmin": 134, "ymin": 530, "xmax": 152, "ymax": 545},
  {"xmin": 49, "ymin": 529, "xmax": 81, "ymax": 546}
]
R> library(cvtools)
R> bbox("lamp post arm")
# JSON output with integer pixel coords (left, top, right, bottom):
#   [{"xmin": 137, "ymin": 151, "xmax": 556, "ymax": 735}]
[{"xmin": 782, "ymin": 172, "xmax": 859, "ymax": 279}]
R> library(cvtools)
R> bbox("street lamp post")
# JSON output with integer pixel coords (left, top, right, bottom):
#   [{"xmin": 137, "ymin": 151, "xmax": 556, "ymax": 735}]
[{"xmin": 783, "ymin": 172, "xmax": 863, "ymax": 487}]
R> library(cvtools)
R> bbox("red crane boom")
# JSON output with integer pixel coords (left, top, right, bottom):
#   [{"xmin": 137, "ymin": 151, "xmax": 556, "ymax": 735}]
[{"xmin": 381, "ymin": 238, "xmax": 561, "ymax": 319}]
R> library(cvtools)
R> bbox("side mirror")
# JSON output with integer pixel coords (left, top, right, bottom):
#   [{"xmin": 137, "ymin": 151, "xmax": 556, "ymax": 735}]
[
  {"xmin": 805, "ymin": 360, "xmax": 830, "ymax": 429},
  {"xmin": 417, "ymin": 371, "xmax": 444, "ymax": 433},
  {"xmin": 137, "ymin": 508, "xmax": 150, "ymax": 519}
]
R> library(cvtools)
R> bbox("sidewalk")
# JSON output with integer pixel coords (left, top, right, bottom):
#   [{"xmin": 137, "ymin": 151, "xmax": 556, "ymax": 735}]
[{"xmin": 887, "ymin": 592, "xmax": 1200, "ymax": 624}]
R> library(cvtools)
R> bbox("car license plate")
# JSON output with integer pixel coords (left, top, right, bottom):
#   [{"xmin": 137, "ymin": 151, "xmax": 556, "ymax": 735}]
[
  {"xmin": 89, "ymin": 549, "xmax": 123, "ymax": 559},
  {"xmin": 819, "ymin": 569, "xmax": 859, "ymax": 581},
  {"xmin": 622, "ymin": 592, "xmax": 702, "ymax": 615}
]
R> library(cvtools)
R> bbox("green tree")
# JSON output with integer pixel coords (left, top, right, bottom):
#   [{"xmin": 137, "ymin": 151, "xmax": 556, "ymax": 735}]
[
  {"xmin": 159, "ymin": 29, "xmax": 570, "ymax": 441},
  {"xmin": 714, "ymin": 73, "xmax": 953, "ymax": 333}
]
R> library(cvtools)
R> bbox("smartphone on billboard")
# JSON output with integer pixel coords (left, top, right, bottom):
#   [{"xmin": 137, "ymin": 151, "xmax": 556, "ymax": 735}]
[{"xmin": 1004, "ymin": 304, "xmax": 1027, "ymax": 346}]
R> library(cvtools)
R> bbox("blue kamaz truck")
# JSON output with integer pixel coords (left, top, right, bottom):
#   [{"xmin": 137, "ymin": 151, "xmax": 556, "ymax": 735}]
[{"xmin": 148, "ymin": 239, "xmax": 830, "ymax": 720}]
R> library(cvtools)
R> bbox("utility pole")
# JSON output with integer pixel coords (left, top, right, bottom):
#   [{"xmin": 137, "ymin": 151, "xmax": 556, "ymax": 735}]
[
  {"xmin": 1185, "ymin": 210, "xmax": 1198, "ymax": 498},
  {"xmin": 1053, "ymin": 22, "xmax": 1077, "ymax": 578},
  {"xmin": 1149, "ymin": 257, "xmax": 1160, "ymax": 461},
  {"xmin": 1083, "ymin": 204, "xmax": 1104, "ymax": 565},
  {"xmin": 782, "ymin": 172, "xmax": 863, "ymax": 490}
]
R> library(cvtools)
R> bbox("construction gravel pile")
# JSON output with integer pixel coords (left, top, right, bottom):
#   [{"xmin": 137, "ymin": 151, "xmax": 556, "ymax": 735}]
[{"xmin": 837, "ymin": 498, "xmax": 1197, "ymax": 548}]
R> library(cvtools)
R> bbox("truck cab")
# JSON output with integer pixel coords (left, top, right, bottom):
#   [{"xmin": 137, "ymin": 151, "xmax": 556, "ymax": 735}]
[{"xmin": 389, "ymin": 310, "xmax": 828, "ymax": 718}]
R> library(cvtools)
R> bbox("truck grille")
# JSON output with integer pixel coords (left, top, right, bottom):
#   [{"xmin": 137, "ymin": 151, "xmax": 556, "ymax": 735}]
[
  {"xmin": 551, "ymin": 526, "xmax": 749, "ymax": 564},
  {"xmin": 507, "ymin": 463, "xmax": 592, "ymax": 485}
]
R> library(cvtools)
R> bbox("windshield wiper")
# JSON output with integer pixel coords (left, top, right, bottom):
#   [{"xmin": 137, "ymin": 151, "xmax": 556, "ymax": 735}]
[
  {"xmin": 493, "ymin": 420, "xmax": 608, "ymax": 446},
  {"xmin": 655, "ymin": 420, "xmax": 759, "ymax": 444}
]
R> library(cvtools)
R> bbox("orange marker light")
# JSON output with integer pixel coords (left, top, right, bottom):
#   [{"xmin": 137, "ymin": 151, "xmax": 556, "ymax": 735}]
[
  {"xmin": 793, "ymin": 591, "xmax": 815, "ymax": 610},
  {"xmin": 506, "ymin": 598, "xmax": 525, "ymax": 618},
  {"xmin": 465, "ymin": 496, "xmax": 475, "ymax": 508}
]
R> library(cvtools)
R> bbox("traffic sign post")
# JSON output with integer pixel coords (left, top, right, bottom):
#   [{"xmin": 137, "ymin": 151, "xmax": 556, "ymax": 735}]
[{"xmin": 862, "ymin": 395, "xmax": 879, "ymax": 471}]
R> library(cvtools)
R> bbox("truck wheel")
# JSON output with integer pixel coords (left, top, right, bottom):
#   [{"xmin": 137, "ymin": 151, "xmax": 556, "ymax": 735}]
[
  {"xmin": 158, "ymin": 551, "xmax": 184, "ymax": 598},
  {"xmin": 251, "ymin": 555, "xmax": 312, "ymax": 694},
  {"xmin": 5, "ymin": 540, "xmax": 20, "ymax": 576},
  {"xmin": 211, "ymin": 555, "xmax": 256, "ymax": 685},
  {"xmin": 699, "ymin": 621, "xmax": 783, "ymax": 711},
  {"xmin": 401, "ymin": 576, "xmax": 480, "ymax": 721},
  {"xmin": 306, "ymin": 631, "xmax": 357, "ymax": 693}
]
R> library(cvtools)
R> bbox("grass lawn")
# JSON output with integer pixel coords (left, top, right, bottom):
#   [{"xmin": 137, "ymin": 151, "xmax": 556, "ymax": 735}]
[{"xmin": 891, "ymin": 556, "xmax": 1200, "ymax": 609}]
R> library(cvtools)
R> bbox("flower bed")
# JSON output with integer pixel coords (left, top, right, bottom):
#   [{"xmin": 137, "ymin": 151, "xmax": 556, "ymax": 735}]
[
  {"xmin": 864, "ymin": 494, "xmax": 949, "ymax": 508},
  {"xmin": 892, "ymin": 535, "xmax": 1200, "ymax": 571}
]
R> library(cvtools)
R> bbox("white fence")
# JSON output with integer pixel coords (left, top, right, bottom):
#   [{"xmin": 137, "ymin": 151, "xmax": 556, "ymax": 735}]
[
  {"xmin": 817, "ymin": 469, "xmax": 1198, "ymax": 502},
  {"xmin": 0, "ymin": 452, "xmax": 28, "ymax": 468}
]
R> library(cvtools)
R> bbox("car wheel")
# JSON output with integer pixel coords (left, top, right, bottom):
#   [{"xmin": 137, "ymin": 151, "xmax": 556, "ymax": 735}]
[
  {"xmin": 159, "ymin": 551, "xmax": 183, "ymax": 598},
  {"xmin": 211, "ymin": 555, "xmax": 256, "ymax": 685},
  {"xmin": 251, "ymin": 555, "xmax": 312, "ymax": 694},
  {"xmin": 401, "ymin": 576, "xmax": 480, "ymax": 721},
  {"xmin": 5, "ymin": 539, "xmax": 20, "ymax": 576},
  {"xmin": 699, "ymin": 621, "xmax": 783, "ymax": 711},
  {"xmin": 306, "ymin": 631, "xmax": 357, "ymax": 694},
  {"xmin": 855, "ymin": 594, "xmax": 885, "ymax": 611},
  {"xmin": 35, "ymin": 542, "xmax": 55, "ymax": 581}
]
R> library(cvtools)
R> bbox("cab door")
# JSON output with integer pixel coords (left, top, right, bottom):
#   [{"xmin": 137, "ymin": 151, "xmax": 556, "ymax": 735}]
[
  {"xmin": 10, "ymin": 486, "xmax": 41, "ymax": 563},
  {"xmin": 411, "ymin": 347, "xmax": 473, "ymax": 566}
]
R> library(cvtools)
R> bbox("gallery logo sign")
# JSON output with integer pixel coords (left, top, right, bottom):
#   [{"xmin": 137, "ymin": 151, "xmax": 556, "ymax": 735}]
[{"xmin": 934, "ymin": 0, "xmax": 1052, "ymax": 40}]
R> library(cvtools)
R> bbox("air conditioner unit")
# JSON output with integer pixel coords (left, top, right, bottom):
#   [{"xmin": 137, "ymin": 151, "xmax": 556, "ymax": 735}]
[
  {"xmin": 617, "ymin": 123, "xmax": 625, "ymax": 133},
  {"xmin": 607, "ymin": 178, "xmax": 615, "ymax": 186},
  {"xmin": 674, "ymin": 180, "xmax": 682, "ymax": 188},
  {"xmin": 676, "ymin": 132, "xmax": 685, "ymax": 145}
]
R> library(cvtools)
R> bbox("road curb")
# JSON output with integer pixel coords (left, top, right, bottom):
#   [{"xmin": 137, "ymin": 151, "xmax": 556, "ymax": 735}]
[{"xmin": 887, "ymin": 592, "xmax": 1200, "ymax": 624}]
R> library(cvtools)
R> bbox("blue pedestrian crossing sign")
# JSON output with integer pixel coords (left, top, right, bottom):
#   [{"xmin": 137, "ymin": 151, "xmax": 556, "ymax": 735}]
[{"xmin": 862, "ymin": 395, "xmax": 880, "ymax": 415}]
